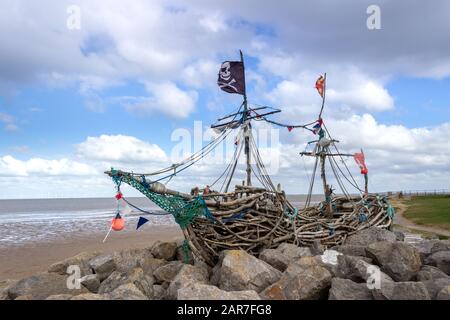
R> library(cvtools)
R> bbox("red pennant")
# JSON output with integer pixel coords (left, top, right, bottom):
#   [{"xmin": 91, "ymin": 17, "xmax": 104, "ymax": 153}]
[
  {"xmin": 354, "ymin": 151, "xmax": 368, "ymax": 175},
  {"xmin": 315, "ymin": 75, "xmax": 325, "ymax": 98},
  {"xmin": 287, "ymin": 126, "xmax": 294, "ymax": 132},
  {"xmin": 115, "ymin": 192, "xmax": 123, "ymax": 200}
]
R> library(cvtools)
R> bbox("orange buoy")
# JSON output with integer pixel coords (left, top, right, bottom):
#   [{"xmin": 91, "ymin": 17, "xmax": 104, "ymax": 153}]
[{"xmin": 111, "ymin": 213, "xmax": 125, "ymax": 231}]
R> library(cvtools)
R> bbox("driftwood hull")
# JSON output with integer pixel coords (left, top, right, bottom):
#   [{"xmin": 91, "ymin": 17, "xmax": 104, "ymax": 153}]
[{"xmin": 183, "ymin": 189, "xmax": 393, "ymax": 266}]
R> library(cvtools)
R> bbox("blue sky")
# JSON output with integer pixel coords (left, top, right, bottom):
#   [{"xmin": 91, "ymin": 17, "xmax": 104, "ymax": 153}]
[{"xmin": 1, "ymin": 0, "xmax": 450, "ymax": 198}]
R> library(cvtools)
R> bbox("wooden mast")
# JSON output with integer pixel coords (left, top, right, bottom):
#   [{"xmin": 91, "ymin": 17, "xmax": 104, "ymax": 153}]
[{"xmin": 241, "ymin": 50, "xmax": 252, "ymax": 187}]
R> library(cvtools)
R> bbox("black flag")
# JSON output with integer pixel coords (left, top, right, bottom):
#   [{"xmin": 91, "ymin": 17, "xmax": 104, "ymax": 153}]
[{"xmin": 217, "ymin": 61, "xmax": 245, "ymax": 95}]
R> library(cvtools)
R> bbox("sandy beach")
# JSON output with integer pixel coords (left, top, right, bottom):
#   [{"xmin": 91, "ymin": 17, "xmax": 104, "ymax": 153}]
[{"xmin": 0, "ymin": 226, "xmax": 183, "ymax": 281}]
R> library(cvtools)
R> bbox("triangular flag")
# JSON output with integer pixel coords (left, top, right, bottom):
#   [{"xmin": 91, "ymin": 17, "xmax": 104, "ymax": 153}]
[
  {"xmin": 136, "ymin": 217, "xmax": 149, "ymax": 230},
  {"xmin": 287, "ymin": 126, "xmax": 294, "ymax": 132},
  {"xmin": 315, "ymin": 75, "xmax": 325, "ymax": 98},
  {"xmin": 121, "ymin": 203, "xmax": 133, "ymax": 216}
]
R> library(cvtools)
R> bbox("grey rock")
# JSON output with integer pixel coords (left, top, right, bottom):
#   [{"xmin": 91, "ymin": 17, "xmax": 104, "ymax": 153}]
[
  {"xmin": 14, "ymin": 295, "xmax": 33, "ymax": 300},
  {"xmin": 335, "ymin": 255, "xmax": 392, "ymax": 283},
  {"xmin": 332, "ymin": 244, "xmax": 367, "ymax": 257},
  {"xmin": 178, "ymin": 283, "xmax": 261, "ymax": 300},
  {"xmin": 6, "ymin": 272, "xmax": 87, "ymax": 300},
  {"xmin": 153, "ymin": 261, "xmax": 184, "ymax": 283},
  {"xmin": 113, "ymin": 248, "xmax": 153, "ymax": 274},
  {"xmin": 345, "ymin": 227, "xmax": 396, "ymax": 246},
  {"xmin": 70, "ymin": 293, "xmax": 105, "ymax": 300},
  {"xmin": 0, "ymin": 279, "xmax": 16, "ymax": 300},
  {"xmin": 430, "ymin": 240, "xmax": 450, "ymax": 254},
  {"xmin": 276, "ymin": 243, "xmax": 313, "ymax": 260},
  {"xmin": 425, "ymin": 251, "xmax": 450, "ymax": 275},
  {"xmin": 80, "ymin": 274, "xmax": 100, "ymax": 293},
  {"xmin": 140, "ymin": 257, "xmax": 168, "ymax": 276},
  {"xmin": 373, "ymin": 281, "xmax": 430, "ymax": 300},
  {"xmin": 48, "ymin": 251, "xmax": 97, "ymax": 277},
  {"xmin": 151, "ymin": 241, "xmax": 178, "ymax": 261},
  {"xmin": 328, "ymin": 278, "xmax": 373, "ymax": 300},
  {"xmin": 153, "ymin": 284, "xmax": 166, "ymax": 300},
  {"xmin": 394, "ymin": 231, "xmax": 405, "ymax": 242},
  {"xmin": 88, "ymin": 254, "xmax": 116, "ymax": 281},
  {"xmin": 106, "ymin": 283, "xmax": 148, "ymax": 300},
  {"xmin": 259, "ymin": 249, "xmax": 290, "ymax": 272},
  {"xmin": 310, "ymin": 240, "xmax": 325, "ymax": 255},
  {"xmin": 416, "ymin": 265, "xmax": 449, "ymax": 281},
  {"xmin": 366, "ymin": 241, "xmax": 422, "ymax": 281},
  {"xmin": 436, "ymin": 286, "xmax": 450, "ymax": 300},
  {"xmin": 98, "ymin": 268, "xmax": 153, "ymax": 298},
  {"xmin": 261, "ymin": 264, "xmax": 332, "ymax": 300},
  {"xmin": 193, "ymin": 258, "xmax": 212, "ymax": 277},
  {"xmin": 410, "ymin": 240, "xmax": 450, "ymax": 261},
  {"xmin": 420, "ymin": 278, "xmax": 450, "ymax": 299},
  {"xmin": 217, "ymin": 250, "xmax": 282, "ymax": 293},
  {"xmin": 45, "ymin": 294, "xmax": 73, "ymax": 300},
  {"xmin": 167, "ymin": 264, "xmax": 209, "ymax": 299}
]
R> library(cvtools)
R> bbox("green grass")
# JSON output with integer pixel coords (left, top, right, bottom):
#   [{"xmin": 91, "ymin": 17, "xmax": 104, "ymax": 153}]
[{"xmin": 404, "ymin": 195, "xmax": 450, "ymax": 231}]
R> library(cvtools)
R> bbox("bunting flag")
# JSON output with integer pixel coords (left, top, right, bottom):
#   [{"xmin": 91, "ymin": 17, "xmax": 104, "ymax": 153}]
[
  {"xmin": 315, "ymin": 75, "xmax": 325, "ymax": 98},
  {"xmin": 287, "ymin": 126, "xmax": 294, "ymax": 132},
  {"xmin": 115, "ymin": 191, "xmax": 123, "ymax": 200},
  {"xmin": 218, "ymin": 61, "xmax": 246, "ymax": 95},
  {"xmin": 136, "ymin": 217, "xmax": 149, "ymax": 230},
  {"xmin": 312, "ymin": 119, "xmax": 323, "ymax": 134},
  {"xmin": 111, "ymin": 212, "xmax": 125, "ymax": 231},
  {"xmin": 354, "ymin": 150, "xmax": 368, "ymax": 175}
]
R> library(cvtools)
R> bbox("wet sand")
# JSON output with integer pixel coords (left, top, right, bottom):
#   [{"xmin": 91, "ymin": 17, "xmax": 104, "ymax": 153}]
[{"xmin": 0, "ymin": 225, "xmax": 183, "ymax": 281}]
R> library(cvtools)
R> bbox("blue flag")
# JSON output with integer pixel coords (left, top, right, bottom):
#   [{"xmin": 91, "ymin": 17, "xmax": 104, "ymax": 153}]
[{"xmin": 136, "ymin": 217, "xmax": 149, "ymax": 230}]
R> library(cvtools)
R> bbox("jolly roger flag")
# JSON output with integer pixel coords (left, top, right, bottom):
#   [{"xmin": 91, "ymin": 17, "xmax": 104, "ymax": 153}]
[{"xmin": 218, "ymin": 61, "xmax": 246, "ymax": 95}]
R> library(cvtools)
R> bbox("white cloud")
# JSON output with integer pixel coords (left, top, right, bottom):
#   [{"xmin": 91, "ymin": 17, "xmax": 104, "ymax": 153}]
[
  {"xmin": 76, "ymin": 134, "xmax": 168, "ymax": 163},
  {"xmin": 123, "ymin": 82, "xmax": 198, "ymax": 118},
  {"xmin": 0, "ymin": 155, "xmax": 96, "ymax": 177}
]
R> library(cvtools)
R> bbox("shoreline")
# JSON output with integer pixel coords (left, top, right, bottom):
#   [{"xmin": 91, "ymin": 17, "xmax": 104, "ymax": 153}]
[{"xmin": 0, "ymin": 225, "xmax": 183, "ymax": 281}]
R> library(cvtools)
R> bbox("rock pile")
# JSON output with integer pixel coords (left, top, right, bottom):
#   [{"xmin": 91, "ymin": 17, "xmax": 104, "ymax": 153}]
[{"xmin": 1, "ymin": 230, "xmax": 449, "ymax": 300}]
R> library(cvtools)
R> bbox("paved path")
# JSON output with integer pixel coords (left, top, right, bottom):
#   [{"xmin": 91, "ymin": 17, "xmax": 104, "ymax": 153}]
[{"xmin": 392, "ymin": 199, "xmax": 450, "ymax": 238}]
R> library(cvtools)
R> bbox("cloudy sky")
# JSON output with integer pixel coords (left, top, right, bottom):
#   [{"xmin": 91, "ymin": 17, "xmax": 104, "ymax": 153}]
[{"xmin": 1, "ymin": 0, "xmax": 449, "ymax": 199}]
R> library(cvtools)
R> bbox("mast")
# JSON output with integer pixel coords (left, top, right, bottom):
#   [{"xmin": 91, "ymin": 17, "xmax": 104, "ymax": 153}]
[{"xmin": 240, "ymin": 50, "xmax": 252, "ymax": 187}]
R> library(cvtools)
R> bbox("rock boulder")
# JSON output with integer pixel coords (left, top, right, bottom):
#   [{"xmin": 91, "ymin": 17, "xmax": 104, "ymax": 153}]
[
  {"xmin": 178, "ymin": 283, "xmax": 261, "ymax": 300},
  {"xmin": 151, "ymin": 241, "xmax": 178, "ymax": 261},
  {"xmin": 167, "ymin": 264, "xmax": 209, "ymax": 299},
  {"xmin": 328, "ymin": 278, "xmax": 373, "ymax": 300},
  {"xmin": 366, "ymin": 241, "xmax": 422, "ymax": 281},
  {"xmin": 217, "ymin": 250, "xmax": 282, "ymax": 292},
  {"xmin": 345, "ymin": 227, "xmax": 396, "ymax": 246}
]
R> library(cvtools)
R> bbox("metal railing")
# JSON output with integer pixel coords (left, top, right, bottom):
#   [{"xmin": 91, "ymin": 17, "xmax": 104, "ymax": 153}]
[{"xmin": 384, "ymin": 189, "xmax": 450, "ymax": 197}]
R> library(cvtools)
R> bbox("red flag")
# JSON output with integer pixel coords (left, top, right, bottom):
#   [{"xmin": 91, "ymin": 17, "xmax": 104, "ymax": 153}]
[
  {"xmin": 354, "ymin": 151, "xmax": 368, "ymax": 175},
  {"xmin": 287, "ymin": 126, "xmax": 294, "ymax": 132},
  {"xmin": 315, "ymin": 75, "xmax": 325, "ymax": 98},
  {"xmin": 115, "ymin": 192, "xmax": 123, "ymax": 200}
]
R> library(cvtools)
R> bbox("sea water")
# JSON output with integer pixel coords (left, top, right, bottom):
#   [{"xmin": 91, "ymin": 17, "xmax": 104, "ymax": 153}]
[
  {"xmin": 0, "ymin": 195, "xmax": 317, "ymax": 248},
  {"xmin": 0, "ymin": 197, "xmax": 174, "ymax": 247}
]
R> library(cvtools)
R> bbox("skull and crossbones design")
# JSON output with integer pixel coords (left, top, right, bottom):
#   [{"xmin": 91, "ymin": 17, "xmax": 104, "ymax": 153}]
[{"xmin": 218, "ymin": 61, "xmax": 238, "ymax": 92}]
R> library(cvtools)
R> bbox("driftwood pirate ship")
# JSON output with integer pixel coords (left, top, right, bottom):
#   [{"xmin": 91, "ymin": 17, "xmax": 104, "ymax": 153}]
[{"xmin": 105, "ymin": 52, "xmax": 395, "ymax": 266}]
